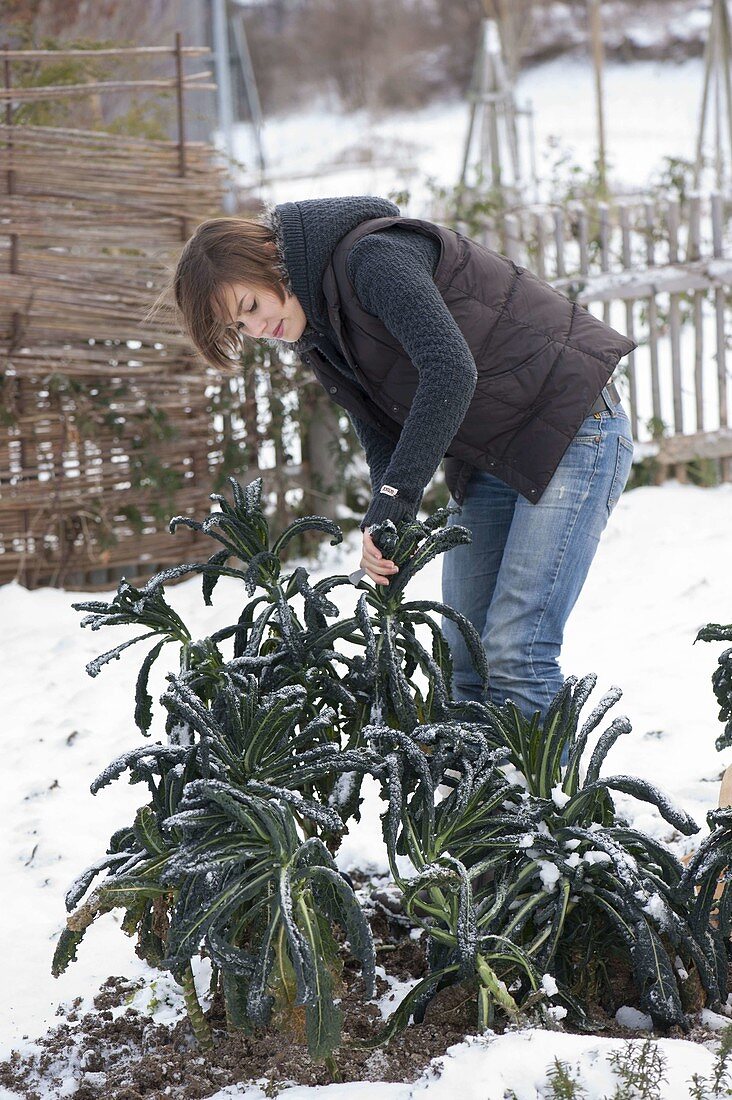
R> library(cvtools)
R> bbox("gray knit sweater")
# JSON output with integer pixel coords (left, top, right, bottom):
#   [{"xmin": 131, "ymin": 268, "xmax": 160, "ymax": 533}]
[{"xmin": 267, "ymin": 196, "xmax": 478, "ymax": 530}]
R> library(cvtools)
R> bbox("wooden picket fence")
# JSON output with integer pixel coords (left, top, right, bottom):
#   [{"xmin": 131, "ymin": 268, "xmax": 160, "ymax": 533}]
[{"xmin": 461, "ymin": 192, "xmax": 732, "ymax": 482}]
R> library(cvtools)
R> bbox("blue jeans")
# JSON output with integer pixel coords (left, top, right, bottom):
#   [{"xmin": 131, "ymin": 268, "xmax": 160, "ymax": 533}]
[{"xmin": 441, "ymin": 395, "xmax": 634, "ymax": 725}]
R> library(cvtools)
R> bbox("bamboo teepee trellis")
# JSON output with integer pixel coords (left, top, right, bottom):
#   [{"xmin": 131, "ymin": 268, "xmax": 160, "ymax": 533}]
[
  {"xmin": 458, "ymin": 6, "xmax": 537, "ymax": 204},
  {"xmin": 695, "ymin": 0, "xmax": 732, "ymax": 192}
]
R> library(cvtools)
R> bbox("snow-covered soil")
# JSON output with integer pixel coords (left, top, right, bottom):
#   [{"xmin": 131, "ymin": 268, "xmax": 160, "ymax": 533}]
[
  {"xmin": 3, "ymin": 477, "xmax": 732, "ymax": 1097},
  {"xmin": 209, "ymin": 1028, "xmax": 727, "ymax": 1100}
]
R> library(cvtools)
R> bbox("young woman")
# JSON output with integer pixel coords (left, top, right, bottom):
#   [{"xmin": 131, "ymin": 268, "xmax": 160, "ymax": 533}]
[{"xmin": 167, "ymin": 194, "xmax": 636, "ymax": 725}]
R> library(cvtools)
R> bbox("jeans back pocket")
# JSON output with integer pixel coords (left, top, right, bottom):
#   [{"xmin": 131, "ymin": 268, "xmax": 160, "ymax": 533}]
[{"xmin": 607, "ymin": 434, "xmax": 634, "ymax": 516}]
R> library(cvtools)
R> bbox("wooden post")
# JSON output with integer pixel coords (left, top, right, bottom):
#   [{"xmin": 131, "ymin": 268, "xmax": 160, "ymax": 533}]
[
  {"xmin": 534, "ymin": 210, "xmax": 546, "ymax": 280},
  {"xmin": 174, "ymin": 31, "xmax": 189, "ymax": 242},
  {"xmin": 230, "ymin": 11, "xmax": 266, "ymax": 177},
  {"xmin": 460, "ymin": 14, "xmax": 523, "ymax": 198},
  {"xmin": 721, "ymin": 0, "xmax": 732, "ymax": 191},
  {"xmin": 303, "ymin": 386, "xmax": 346, "ymax": 524},
  {"xmin": 619, "ymin": 203, "xmax": 638, "ymax": 441},
  {"xmin": 711, "ymin": 191, "xmax": 730, "ymax": 481},
  {"xmin": 719, "ymin": 764, "xmax": 732, "ymax": 808},
  {"xmin": 687, "ymin": 192, "xmax": 705, "ymax": 434},
  {"xmin": 666, "ymin": 198, "xmax": 686, "ymax": 482},
  {"xmin": 3, "ymin": 47, "xmax": 21, "ymax": 350},
  {"xmin": 503, "ymin": 213, "xmax": 521, "ymax": 262},
  {"xmin": 553, "ymin": 207, "xmax": 566, "ymax": 279},
  {"xmin": 212, "ymin": 0, "xmax": 237, "ymax": 213},
  {"xmin": 484, "ymin": 25, "xmax": 502, "ymax": 191},
  {"xmin": 162, "ymin": 30, "xmax": 191, "ymax": 582},
  {"xmin": 3, "ymin": 44, "xmax": 31, "ymax": 587},
  {"xmin": 714, "ymin": 49, "xmax": 723, "ymax": 191},
  {"xmin": 578, "ymin": 203, "xmax": 590, "ymax": 276},
  {"xmin": 694, "ymin": 0, "xmax": 732, "ymax": 192},
  {"xmin": 694, "ymin": 2, "xmax": 714, "ymax": 187},
  {"xmin": 263, "ymin": 353, "xmax": 289, "ymax": 532},
  {"xmin": 666, "ymin": 199, "xmax": 684, "ymax": 434},
  {"xmin": 459, "ymin": 39, "xmax": 482, "ymax": 192},
  {"xmin": 599, "ymin": 201, "xmax": 610, "ymax": 325},
  {"xmin": 587, "ymin": 0, "xmax": 608, "ymax": 198},
  {"xmin": 644, "ymin": 200, "xmax": 665, "ymax": 484}
]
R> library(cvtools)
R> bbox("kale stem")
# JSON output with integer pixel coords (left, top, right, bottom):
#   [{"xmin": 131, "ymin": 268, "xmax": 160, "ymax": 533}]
[
  {"xmin": 325, "ymin": 1055, "xmax": 342, "ymax": 1082},
  {"xmin": 180, "ymin": 961, "xmax": 214, "ymax": 1051}
]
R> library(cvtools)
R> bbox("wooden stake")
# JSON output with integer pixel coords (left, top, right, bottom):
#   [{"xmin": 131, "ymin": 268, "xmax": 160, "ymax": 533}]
[
  {"xmin": 587, "ymin": 0, "xmax": 607, "ymax": 197},
  {"xmin": 174, "ymin": 31, "xmax": 189, "ymax": 242}
]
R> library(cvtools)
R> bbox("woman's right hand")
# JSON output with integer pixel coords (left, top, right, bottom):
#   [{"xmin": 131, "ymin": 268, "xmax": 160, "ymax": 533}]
[{"xmin": 361, "ymin": 527, "xmax": 399, "ymax": 586}]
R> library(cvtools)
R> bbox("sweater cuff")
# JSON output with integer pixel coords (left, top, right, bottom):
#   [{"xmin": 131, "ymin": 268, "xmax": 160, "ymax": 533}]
[{"xmin": 361, "ymin": 491, "xmax": 417, "ymax": 531}]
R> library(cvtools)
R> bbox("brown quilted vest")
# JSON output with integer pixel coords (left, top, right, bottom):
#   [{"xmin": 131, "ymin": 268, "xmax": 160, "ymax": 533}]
[{"xmin": 299, "ymin": 215, "xmax": 636, "ymax": 504}]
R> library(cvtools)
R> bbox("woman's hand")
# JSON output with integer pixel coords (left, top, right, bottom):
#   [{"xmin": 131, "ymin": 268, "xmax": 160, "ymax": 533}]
[{"xmin": 361, "ymin": 527, "xmax": 399, "ymax": 587}]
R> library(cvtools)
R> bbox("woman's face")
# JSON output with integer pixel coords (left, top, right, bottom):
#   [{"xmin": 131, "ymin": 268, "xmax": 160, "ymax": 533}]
[{"xmin": 217, "ymin": 280, "xmax": 308, "ymax": 343}]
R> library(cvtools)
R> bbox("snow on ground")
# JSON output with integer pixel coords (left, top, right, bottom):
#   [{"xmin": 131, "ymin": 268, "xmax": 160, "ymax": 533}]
[
  {"xmin": 2, "ymin": 478, "xmax": 732, "ymax": 1098},
  {"xmin": 236, "ymin": 56, "xmax": 707, "ymax": 211},
  {"xmin": 206, "ymin": 1030, "xmax": 718, "ymax": 1100}
]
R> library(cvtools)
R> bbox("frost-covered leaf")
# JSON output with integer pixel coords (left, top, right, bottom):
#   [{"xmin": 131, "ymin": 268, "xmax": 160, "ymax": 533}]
[
  {"xmin": 51, "ymin": 925, "xmax": 86, "ymax": 977},
  {"xmin": 134, "ymin": 638, "xmax": 167, "ymax": 735}
]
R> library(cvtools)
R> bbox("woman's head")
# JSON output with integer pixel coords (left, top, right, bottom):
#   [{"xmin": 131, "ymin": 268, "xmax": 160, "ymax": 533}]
[{"xmin": 156, "ymin": 216, "xmax": 308, "ymax": 371}]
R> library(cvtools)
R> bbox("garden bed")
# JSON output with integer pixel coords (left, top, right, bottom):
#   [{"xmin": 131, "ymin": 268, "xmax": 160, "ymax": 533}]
[{"xmin": 3, "ymin": 875, "xmax": 729, "ymax": 1100}]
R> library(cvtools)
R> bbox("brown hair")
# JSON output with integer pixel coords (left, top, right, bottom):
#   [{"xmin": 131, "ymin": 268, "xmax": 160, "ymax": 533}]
[{"xmin": 145, "ymin": 216, "xmax": 288, "ymax": 372}]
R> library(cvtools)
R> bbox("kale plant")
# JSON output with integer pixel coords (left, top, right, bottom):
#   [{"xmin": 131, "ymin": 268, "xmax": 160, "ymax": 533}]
[
  {"xmin": 55, "ymin": 482, "xmax": 367, "ymax": 1058},
  {"xmin": 364, "ymin": 673, "xmax": 729, "ymax": 1035},
  {"xmin": 477, "ymin": 678, "xmax": 730, "ymax": 1030},
  {"xmin": 53, "ymin": 476, "xmax": 486, "ymax": 1061},
  {"xmin": 695, "ymin": 621, "xmax": 732, "ymax": 752}
]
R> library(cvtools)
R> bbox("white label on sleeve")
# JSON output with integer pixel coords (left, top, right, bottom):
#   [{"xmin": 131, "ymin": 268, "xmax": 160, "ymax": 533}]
[{"xmin": 379, "ymin": 484, "xmax": 398, "ymax": 497}]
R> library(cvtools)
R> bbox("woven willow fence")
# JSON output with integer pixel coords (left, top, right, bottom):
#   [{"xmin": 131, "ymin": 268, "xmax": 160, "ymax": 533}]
[{"xmin": 0, "ymin": 42, "xmax": 238, "ymax": 589}]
